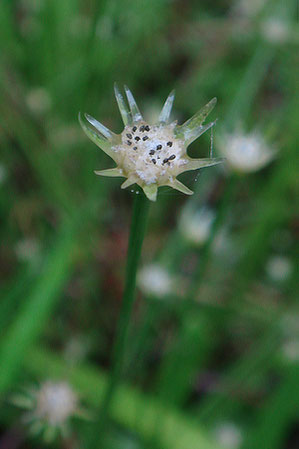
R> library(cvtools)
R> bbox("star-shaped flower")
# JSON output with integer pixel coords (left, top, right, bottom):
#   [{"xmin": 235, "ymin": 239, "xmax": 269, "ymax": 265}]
[{"xmin": 79, "ymin": 84, "xmax": 223, "ymax": 201}]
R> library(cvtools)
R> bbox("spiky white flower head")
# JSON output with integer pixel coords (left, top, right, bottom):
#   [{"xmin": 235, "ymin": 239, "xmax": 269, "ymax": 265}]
[
  {"xmin": 179, "ymin": 207, "xmax": 215, "ymax": 246},
  {"xmin": 138, "ymin": 264, "xmax": 174, "ymax": 297},
  {"xmin": 217, "ymin": 128, "xmax": 276, "ymax": 173},
  {"xmin": 12, "ymin": 381, "xmax": 87, "ymax": 442},
  {"xmin": 79, "ymin": 84, "xmax": 223, "ymax": 201},
  {"xmin": 213, "ymin": 422, "xmax": 243, "ymax": 449}
]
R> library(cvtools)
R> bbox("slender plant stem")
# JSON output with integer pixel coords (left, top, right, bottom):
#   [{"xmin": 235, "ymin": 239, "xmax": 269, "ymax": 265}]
[{"xmin": 97, "ymin": 191, "xmax": 150, "ymax": 436}]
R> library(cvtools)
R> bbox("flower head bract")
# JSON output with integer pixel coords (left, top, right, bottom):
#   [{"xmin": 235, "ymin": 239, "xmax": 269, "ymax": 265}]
[{"xmin": 79, "ymin": 84, "xmax": 223, "ymax": 201}]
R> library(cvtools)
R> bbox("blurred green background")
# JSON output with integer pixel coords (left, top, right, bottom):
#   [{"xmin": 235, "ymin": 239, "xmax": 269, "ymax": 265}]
[{"xmin": 0, "ymin": 0, "xmax": 298, "ymax": 448}]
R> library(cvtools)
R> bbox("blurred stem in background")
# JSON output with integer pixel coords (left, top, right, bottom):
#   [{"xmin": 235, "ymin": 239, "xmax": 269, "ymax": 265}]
[{"xmin": 94, "ymin": 191, "xmax": 150, "ymax": 445}]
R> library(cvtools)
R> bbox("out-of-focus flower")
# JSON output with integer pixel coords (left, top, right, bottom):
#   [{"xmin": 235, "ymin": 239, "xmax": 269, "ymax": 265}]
[
  {"xmin": 213, "ymin": 422, "xmax": 243, "ymax": 449},
  {"xmin": 179, "ymin": 207, "xmax": 215, "ymax": 246},
  {"xmin": 26, "ymin": 87, "xmax": 51, "ymax": 115},
  {"xmin": 12, "ymin": 381, "xmax": 88, "ymax": 442},
  {"xmin": 217, "ymin": 128, "xmax": 276, "ymax": 173},
  {"xmin": 261, "ymin": 18, "xmax": 291, "ymax": 44},
  {"xmin": 79, "ymin": 84, "xmax": 223, "ymax": 201},
  {"xmin": 232, "ymin": 0, "xmax": 268, "ymax": 18},
  {"xmin": 138, "ymin": 264, "xmax": 174, "ymax": 298},
  {"xmin": 266, "ymin": 255, "xmax": 292, "ymax": 282},
  {"xmin": 15, "ymin": 237, "xmax": 41, "ymax": 265}
]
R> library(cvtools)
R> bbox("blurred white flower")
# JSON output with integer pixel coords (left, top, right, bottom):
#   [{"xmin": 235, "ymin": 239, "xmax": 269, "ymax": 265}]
[
  {"xmin": 179, "ymin": 207, "xmax": 215, "ymax": 246},
  {"xmin": 217, "ymin": 129, "xmax": 276, "ymax": 173},
  {"xmin": 33, "ymin": 381, "xmax": 78, "ymax": 426},
  {"xmin": 232, "ymin": 0, "xmax": 268, "ymax": 18},
  {"xmin": 26, "ymin": 87, "xmax": 51, "ymax": 115},
  {"xmin": 261, "ymin": 19, "xmax": 290, "ymax": 44},
  {"xmin": 213, "ymin": 422, "xmax": 243, "ymax": 449},
  {"xmin": 15, "ymin": 237, "xmax": 41, "ymax": 265},
  {"xmin": 13, "ymin": 381, "xmax": 87, "ymax": 442},
  {"xmin": 266, "ymin": 255, "xmax": 292, "ymax": 282},
  {"xmin": 138, "ymin": 264, "xmax": 174, "ymax": 297}
]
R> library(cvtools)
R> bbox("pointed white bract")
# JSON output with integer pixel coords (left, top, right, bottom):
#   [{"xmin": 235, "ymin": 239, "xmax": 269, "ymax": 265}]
[
  {"xmin": 94, "ymin": 168, "xmax": 124, "ymax": 177},
  {"xmin": 183, "ymin": 119, "xmax": 217, "ymax": 146},
  {"xmin": 175, "ymin": 97, "xmax": 217, "ymax": 140},
  {"xmin": 143, "ymin": 184, "xmax": 157, "ymax": 202},
  {"xmin": 121, "ymin": 177, "xmax": 138, "ymax": 189},
  {"xmin": 85, "ymin": 113, "xmax": 115, "ymax": 140},
  {"xmin": 79, "ymin": 86, "xmax": 222, "ymax": 201},
  {"xmin": 159, "ymin": 90, "xmax": 175, "ymax": 124},
  {"xmin": 181, "ymin": 157, "xmax": 224, "ymax": 173},
  {"xmin": 78, "ymin": 113, "xmax": 115, "ymax": 158},
  {"xmin": 169, "ymin": 179, "xmax": 193, "ymax": 195},
  {"xmin": 124, "ymin": 85, "xmax": 143, "ymax": 122},
  {"xmin": 114, "ymin": 83, "xmax": 131, "ymax": 126}
]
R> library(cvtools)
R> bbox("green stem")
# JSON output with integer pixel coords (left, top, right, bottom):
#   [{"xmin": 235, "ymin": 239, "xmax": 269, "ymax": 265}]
[{"xmin": 97, "ymin": 191, "xmax": 150, "ymax": 436}]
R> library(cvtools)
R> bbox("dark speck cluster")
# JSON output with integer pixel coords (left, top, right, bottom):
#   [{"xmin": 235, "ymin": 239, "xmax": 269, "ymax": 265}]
[{"xmin": 124, "ymin": 124, "xmax": 176, "ymax": 166}]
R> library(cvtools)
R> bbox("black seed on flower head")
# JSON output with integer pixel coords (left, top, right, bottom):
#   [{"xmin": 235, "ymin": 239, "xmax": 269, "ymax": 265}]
[
  {"xmin": 142, "ymin": 136, "xmax": 149, "ymax": 141},
  {"xmin": 168, "ymin": 154, "xmax": 176, "ymax": 160},
  {"xmin": 145, "ymin": 125, "xmax": 150, "ymax": 131},
  {"xmin": 139, "ymin": 125, "xmax": 145, "ymax": 132},
  {"xmin": 156, "ymin": 144, "xmax": 162, "ymax": 150},
  {"xmin": 163, "ymin": 158, "xmax": 169, "ymax": 164},
  {"xmin": 127, "ymin": 140, "xmax": 132, "ymax": 145},
  {"xmin": 135, "ymin": 136, "xmax": 140, "ymax": 141},
  {"xmin": 133, "ymin": 146, "xmax": 137, "ymax": 151},
  {"xmin": 167, "ymin": 141, "xmax": 173, "ymax": 147},
  {"xmin": 126, "ymin": 133, "xmax": 132, "ymax": 139},
  {"xmin": 149, "ymin": 150, "xmax": 155, "ymax": 155},
  {"xmin": 152, "ymin": 159, "xmax": 156, "ymax": 164},
  {"xmin": 132, "ymin": 126, "xmax": 137, "ymax": 132}
]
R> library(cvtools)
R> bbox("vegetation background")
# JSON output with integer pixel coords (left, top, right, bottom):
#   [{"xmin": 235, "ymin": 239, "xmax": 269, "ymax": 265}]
[{"xmin": 0, "ymin": 0, "xmax": 298, "ymax": 448}]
